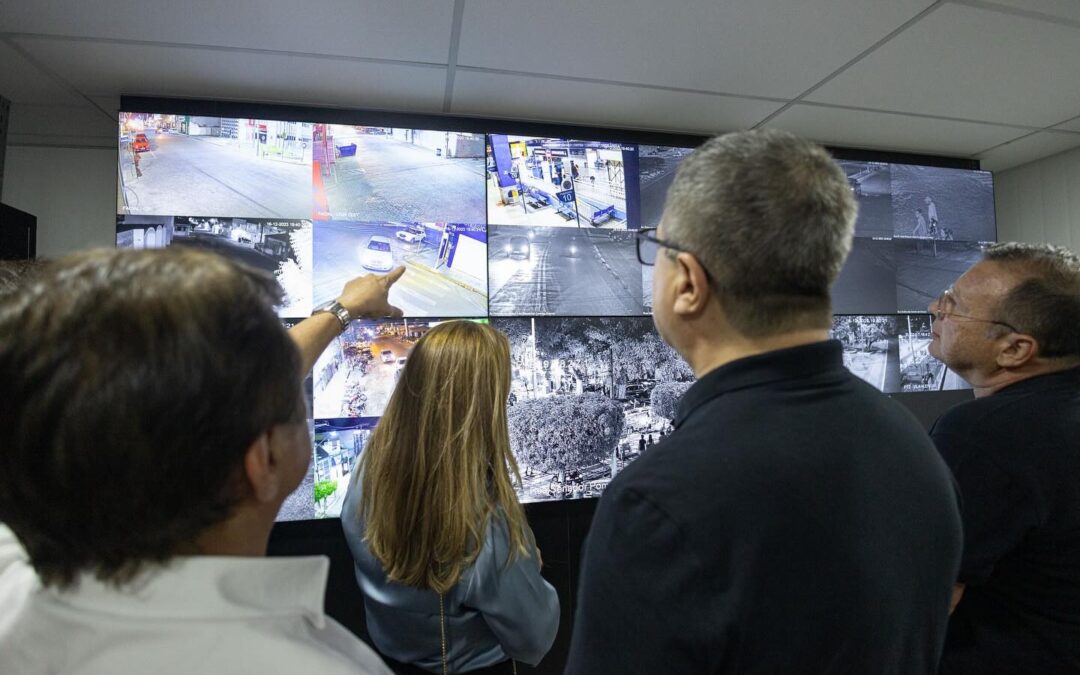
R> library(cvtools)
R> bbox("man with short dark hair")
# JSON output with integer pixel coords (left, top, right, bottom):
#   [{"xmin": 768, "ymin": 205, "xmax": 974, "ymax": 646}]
[
  {"xmin": 565, "ymin": 129, "xmax": 963, "ymax": 674},
  {"xmin": 927, "ymin": 242, "xmax": 1080, "ymax": 674},
  {"xmin": 0, "ymin": 248, "xmax": 403, "ymax": 674}
]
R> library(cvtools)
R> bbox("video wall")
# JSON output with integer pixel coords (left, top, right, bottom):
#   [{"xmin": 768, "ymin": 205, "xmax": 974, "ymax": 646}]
[{"xmin": 116, "ymin": 111, "xmax": 996, "ymax": 519}]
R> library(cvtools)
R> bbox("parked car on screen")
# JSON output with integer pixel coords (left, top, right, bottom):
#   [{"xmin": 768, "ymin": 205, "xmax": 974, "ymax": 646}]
[
  {"xmin": 505, "ymin": 235, "xmax": 530, "ymax": 260},
  {"xmin": 360, "ymin": 236, "xmax": 394, "ymax": 272},
  {"xmin": 381, "ymin": 349, "xmax": 395, "ymax": 364},
  {"xmin": 395, "ymin": 227, "xmax": 424, "ymax": 244},
  {"xmin": 132, "ymin": 134, "xmax": 150, "ymax": 153}
]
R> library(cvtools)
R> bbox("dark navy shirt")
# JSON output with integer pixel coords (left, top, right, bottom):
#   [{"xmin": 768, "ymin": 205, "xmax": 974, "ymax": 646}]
[
  {"xmin": 566, "ymin": 340, "xmax": 963, "ymax": 674},
  {"xmin": 933, "ymin": 367, "xmax": 1080, "ymax": 674}
]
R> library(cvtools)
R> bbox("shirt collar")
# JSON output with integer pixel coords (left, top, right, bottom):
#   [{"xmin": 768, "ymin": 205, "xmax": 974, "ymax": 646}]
[
  {"xmin": 993, "ymin": 365, "xmax": 1080, "ymax": 396},
  {"xmin": 47, "ymin": 555, "xmax": 331, "ymax": 628},
  {"xmin": 675, "ymin": 340, "xmax": 846, "ymax": 428}
]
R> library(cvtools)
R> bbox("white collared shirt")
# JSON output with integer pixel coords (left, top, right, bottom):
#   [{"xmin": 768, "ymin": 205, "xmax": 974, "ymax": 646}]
[{"xmin": 0, "ymin": 544, "xmax": 393, "ymax": 675}]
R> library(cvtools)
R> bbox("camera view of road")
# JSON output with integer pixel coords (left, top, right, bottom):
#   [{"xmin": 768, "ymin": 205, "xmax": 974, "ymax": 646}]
[
  {"xmin": 895, "ymin": 240, "xmax": 985, "ymax": 313},
  {"xmin": 638, "ymin": 145, "xmax": 694, "ymax": 231},
  {"xmin": 314, "ymin": 221, "xmax": 487, "ymax": 317},
  {"xmin": 831, "ymin": 315, "xmax": 903, "ymax": 393},
  {"xmin": 488, "ymin": 226, "xmax": 643, "ymax": 316},
  {"xmin": 118, "ymin": 116, "xmax": 312, "ymax": 219},
  {"xmin": 316, "ymin": 126, "xmax": 486, "ymax": 223}
]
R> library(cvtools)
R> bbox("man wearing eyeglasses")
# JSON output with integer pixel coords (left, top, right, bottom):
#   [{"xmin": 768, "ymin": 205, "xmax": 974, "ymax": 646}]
[
  {"xmin": 926, "ymin": 243, "xmax": 1080, "ymax": 675},
  {"xmin": 566, "ymin": 130, "xmax": 963, "ymax": 675}
]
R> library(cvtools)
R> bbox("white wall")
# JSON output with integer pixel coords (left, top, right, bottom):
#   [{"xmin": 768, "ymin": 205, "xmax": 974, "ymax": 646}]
[
  {"xmin": 2, "ymin": 145, "xmax": 116, "ymax": 257},
  {"xmin": 994, "ymin": 145, "xmax": 1080, "ymax": 251}
]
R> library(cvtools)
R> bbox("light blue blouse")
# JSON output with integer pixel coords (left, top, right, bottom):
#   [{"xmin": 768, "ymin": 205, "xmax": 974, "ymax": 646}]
[{"xmin": 341, "ymin": 478, "xmax": 560, "ymax": 673}]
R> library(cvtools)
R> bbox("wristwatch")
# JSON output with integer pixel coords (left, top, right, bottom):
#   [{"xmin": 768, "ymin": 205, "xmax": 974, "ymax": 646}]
[{"xmin": 312, "ymin": 300, "xmax": 353, "ymax": 331}]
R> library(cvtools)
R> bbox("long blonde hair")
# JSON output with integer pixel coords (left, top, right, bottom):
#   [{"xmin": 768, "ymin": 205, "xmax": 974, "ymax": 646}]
[{"xmin": 357, "ymin": 320, "xmax": 531, "ymax": 593}]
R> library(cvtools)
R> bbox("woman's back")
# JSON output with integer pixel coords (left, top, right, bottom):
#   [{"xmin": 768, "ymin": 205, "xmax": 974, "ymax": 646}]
[
  {"xmin": 342, "ymin": 479, "xmax": 558, "ymax": 673},
  {"xmin": 341, "ymin": 321, "xmax": 560, "ymax": 674}
]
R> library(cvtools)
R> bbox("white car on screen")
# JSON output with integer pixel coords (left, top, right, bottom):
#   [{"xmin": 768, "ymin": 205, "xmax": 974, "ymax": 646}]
[
  {"xmin": 395, "ymin": 228, "xmax": 424, "ymax": 244},
  {"xmin": 360, "ymin": 236, "xmax": 394, "ymax": 271}
]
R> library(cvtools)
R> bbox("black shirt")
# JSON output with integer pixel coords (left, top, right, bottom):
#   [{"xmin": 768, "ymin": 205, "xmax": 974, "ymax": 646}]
[
  {"xmin": 932, "ymin": 367, "xmax": 1080, "ymax": 675},
  {"xmin": 565, "ymin": 341, "xmax": 963, "ymax": 675}
]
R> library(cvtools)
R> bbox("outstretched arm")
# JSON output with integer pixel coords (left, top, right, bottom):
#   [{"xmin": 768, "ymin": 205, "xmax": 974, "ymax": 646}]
[{"xmin": 289, "ymin": 266, "xmax": 406, "ymax": 374}]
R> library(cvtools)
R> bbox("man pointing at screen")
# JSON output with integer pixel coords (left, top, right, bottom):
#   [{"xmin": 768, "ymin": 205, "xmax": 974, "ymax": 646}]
[
  {"xmin": 565, "ymin": 130, "xmax": 963, "ymax": 674},
  {"xmin": 0, "ymin": 249, "xmax": 403, "ymax": 675}
]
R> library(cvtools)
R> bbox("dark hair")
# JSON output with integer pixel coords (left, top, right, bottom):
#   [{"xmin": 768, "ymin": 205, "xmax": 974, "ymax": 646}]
[
  {"xmin": 983, "ymin": 242, "xmax": 1080, "ymax": 358},
  {"xmin": 0, "ymin": 248, "xmax": 303, "ymax": 587},
  {"xmin": 663, "ymin": 129, "xmax": 857, "ymax": 336},
  {"xmin": 0, "ymin": 259, "xmax": 42, "ymax": 296}
]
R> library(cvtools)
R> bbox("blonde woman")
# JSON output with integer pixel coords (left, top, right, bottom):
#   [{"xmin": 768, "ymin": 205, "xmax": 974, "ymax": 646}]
[{"xmin": 342, "ymin": 321, "xmax": 559, "ymax": 675}]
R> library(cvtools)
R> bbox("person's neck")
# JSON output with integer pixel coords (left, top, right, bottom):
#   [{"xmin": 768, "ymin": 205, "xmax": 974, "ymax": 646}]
[
  {"xmin": 189, "ymin": 505, "xmax": 275, "ymax": 558},
  {"xmin": 688, "ymin": 328, "xmax": 831, "ymax": 380},
  {"xmin": 968, "ymin": 358, "xmax": 1080, "ymax": 398}
]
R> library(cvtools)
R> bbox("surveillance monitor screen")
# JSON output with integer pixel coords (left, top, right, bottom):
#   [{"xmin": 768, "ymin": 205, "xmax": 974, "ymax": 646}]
[
  {"xmin": 487, "ymin": 135, "xmax": 634, "ymax": 230},
  {"xmin": 488, "ymin": 225, "xmax": 643, "ymax": 316},
  {"xmin": 118, "ymin": 108, "xmax": 990, "ymax": 517},
  {"xmin": 313, "ymin": 125, "xmax": 486, "ymax": 224},
  {"xmin": 891, "ymin": 164, "xmax": 996, "ymax": 243},
  {"xmin": 312, "ymin": 317, "xmax": 487, "ymax": 420},
  {"xmin": 314, "ymin": 221, "xmax": 488, "ymax": 317},
  {"xmin": 831, "ymin": 314, "xmax": 971, "ymax": 394},
  {"xmin": 493, "ymin": 316, "xmax": 693, "ymax": 503},
  {"xmin": 116, "ymin": 214, "xmax": 313, "ymax": 317},
  {"xmin": 311, "ymin": 418, "xmax": 379, "ymax": 519},
  {"xmin": 118, "ymin": 115, "xmax": 313, "ymax": 219}
]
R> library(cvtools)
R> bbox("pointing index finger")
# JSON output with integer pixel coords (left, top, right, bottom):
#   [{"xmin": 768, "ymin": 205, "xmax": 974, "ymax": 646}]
[{"xmin": 382, "ymin": 266, "xmax": 406, "ymax": 288}]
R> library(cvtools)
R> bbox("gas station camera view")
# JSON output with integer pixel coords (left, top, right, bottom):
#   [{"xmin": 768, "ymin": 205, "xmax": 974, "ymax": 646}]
[
  {"xmin": 312, "ymin": 318, "xmax": 485, "ymax": 420},
  {"xmin": 488, "ymin": 225, "xmax": 643, "ymax": 316},
  {"xmin": 118, "ymin": 113, "xmax": 313, "ymax": 219},
  {"xmin": 487, "ymin": 135, "xmax": 632, "ymax": 230},
  {"xmin": 313, "ymin": 221, "xmax": 487, "ymax": 317},
  {"xmin": 116, "ymin": 215, "xmax": 312, "ymax": 317},
  {"xmin": 313, "ymin": 125, "xmax": 486, "ymax": 224}
]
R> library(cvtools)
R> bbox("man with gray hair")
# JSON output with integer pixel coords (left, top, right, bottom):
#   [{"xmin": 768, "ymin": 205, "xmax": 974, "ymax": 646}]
[
  {"xmin": 565, "ymin": 129, "xmax": 962, "ymax": 674},
  {"xmin": 927, "ymin": 242, "xmax": 1080, "ymax": 674}
]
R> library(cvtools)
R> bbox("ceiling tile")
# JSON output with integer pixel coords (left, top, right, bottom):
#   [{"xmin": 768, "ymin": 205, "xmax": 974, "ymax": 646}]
[
  {"xmin": 807, "ymin": 3, "xmax": 1080, "ymax": 127},
  {"xmin": 1052, "ymin": 115, "xmax": 1080, "ymax": 133},
  {"xmin": 0, "ymin": 0, "xmax": 453, "ymax": 64},
  {"xmin": 976, "ymin": 130, "xmax": 1080, "ymax": 172},
  {"xmin": 7, "ymin": 102, "xmax": 116, "ymax": 140},
  {"xmin": 0, "ymin": 39, "xmax": 85, "ymax": 105},
  {"xmin": 451, "ymin": 70, "xmax": 782, "ymax": 135},
  {"xmin": 457, "ymin": 0, "xmax": 932, "ymax": 99},
  {"xmin": 979, "ymin": 0, "xmax": 1080, "ymax": 23},
  {"xmin": 11, "ymin": 38, "xmax": 448, "ymax": 114},
  {"xmin": 766, "ymin": 103, "xmax": 1025, "ymax": 157}
]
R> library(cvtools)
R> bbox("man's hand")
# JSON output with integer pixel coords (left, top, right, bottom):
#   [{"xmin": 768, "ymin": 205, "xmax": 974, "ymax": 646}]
[
  {"xmin": 337, "ymin": 266, "xmax": 405, "ymax": 320},
  {"xmin": 289, "ymin": 267, "xmax": 406, "ymax": 375}
]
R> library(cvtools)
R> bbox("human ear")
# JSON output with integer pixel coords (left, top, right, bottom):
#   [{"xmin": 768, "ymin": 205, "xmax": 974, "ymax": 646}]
[
  {"xmin": 672, "ymin": 252, "xmax": 711, "ymax": 316},
  {"xmin": 242, "ymin": 432, "xmax": 278, "ymax": 504},
  {"xmin": 996, "ymin": 333, "xmax": 1037, "ymax": 369}
]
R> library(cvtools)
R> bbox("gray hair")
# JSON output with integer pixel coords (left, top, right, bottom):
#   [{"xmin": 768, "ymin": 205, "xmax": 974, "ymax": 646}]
[
  {"xmin": 662, "ymin": 129, "xmax": 857, "ymax": 336},
  {"xmin": 983, "ymin": 242, "xmax": 1080, "ymax": 358}
]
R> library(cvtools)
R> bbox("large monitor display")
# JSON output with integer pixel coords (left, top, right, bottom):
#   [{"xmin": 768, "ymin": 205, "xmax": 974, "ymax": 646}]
[{"xmin": 117, "ymin": 108, "xmax": 994, "ymax": 518}]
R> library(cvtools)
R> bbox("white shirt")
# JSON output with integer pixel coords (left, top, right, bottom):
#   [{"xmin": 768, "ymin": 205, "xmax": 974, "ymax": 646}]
[
  {"xmin": 0, "ymin": 545, "xmax": 393, "ymax": 675},
  {"xmin": 0, "ymin": 525, "xmax": 38, "ymax": 638}
]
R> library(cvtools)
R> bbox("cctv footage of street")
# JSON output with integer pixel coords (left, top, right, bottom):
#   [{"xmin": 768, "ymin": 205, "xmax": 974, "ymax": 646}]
[
  {"xmin": 118, "ymin": 113, "xmax": 313, "ymax": 219},
  {"xmin": 314, "ymin": 221, "xmax": 487, "ymax": 317}
]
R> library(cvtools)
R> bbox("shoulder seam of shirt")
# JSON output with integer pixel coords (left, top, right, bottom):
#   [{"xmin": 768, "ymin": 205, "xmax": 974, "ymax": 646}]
[{"xmin": 615, "ymin": 484, "xmax": 709, "ymax": 576}]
